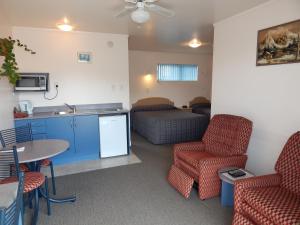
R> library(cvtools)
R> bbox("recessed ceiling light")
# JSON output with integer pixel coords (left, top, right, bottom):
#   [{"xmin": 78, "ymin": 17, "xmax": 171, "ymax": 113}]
[
  {"xmin": 188, "ymin": 39, "xmax": 202, "ymax": 48},
  {"xmin": 57, "ymin": 18, "xmax": 74, "ymax": 32}
]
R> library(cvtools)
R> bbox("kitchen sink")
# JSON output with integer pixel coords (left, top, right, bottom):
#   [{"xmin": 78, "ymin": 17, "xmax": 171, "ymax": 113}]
[{"xmin": 53, "ymin": 111, "xmax": 73, "ymax": 115}]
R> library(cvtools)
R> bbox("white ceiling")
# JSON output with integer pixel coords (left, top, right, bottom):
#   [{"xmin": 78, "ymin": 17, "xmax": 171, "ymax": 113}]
[{"xmin": 1, "ymin": 0, "xmax": 270, "ymax": 54}]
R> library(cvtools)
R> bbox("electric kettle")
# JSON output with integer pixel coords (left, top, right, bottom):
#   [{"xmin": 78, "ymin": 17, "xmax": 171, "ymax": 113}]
[{"xmin": 19, "ymin": 100, "xmax": 33, "ymax": 115}]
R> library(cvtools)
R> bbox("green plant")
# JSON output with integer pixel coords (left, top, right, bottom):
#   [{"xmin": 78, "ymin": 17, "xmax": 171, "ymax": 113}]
[{"xmin": 0, "ymin": 36, "xmax": 36, "ymax": 85}]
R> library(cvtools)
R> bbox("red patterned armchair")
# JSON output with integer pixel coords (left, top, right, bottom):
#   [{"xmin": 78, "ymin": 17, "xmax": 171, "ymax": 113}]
[
  {"xmin": 173, "ymin": 114, "xmax": 253, "ymax": 200},
  {"xmin": 233, "ymin": 131, "xmax": 300, "ymax": 225}
]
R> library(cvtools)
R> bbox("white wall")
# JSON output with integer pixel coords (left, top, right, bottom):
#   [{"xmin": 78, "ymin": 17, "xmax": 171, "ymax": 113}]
[
  {"xmin": 212, "ymin": 0, "xmax": 300, "ymax": 175},
  {"xmin": 0, "ymin": 5, "xmax": 17, "ymax": 130},
  {"xmin": 129, "ymin": 50, "xmax": 212, "ymax": 107},
  {"xmin": 12, "ymin": 27, "xmax": 130, "ymax": 109}
]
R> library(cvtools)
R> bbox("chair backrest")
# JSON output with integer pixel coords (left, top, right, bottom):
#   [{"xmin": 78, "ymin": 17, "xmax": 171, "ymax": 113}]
[
  {"xmin": 202, "ymin": 114, "xmax": 253, "ymax": 156},
  {"xmin": 0, "ymin": 147, "xmax": 20, "ymax": 181},
  {"xmin": 0, "ymin": 125, "xmax": 32, "ymax": 148},
  {"xmin": 275, "ymin": 131, "xmax": 300, "ymax": 196},
  {"xmin": 0, "ymin": 173, "xmax": 24, "ymax": 225}
]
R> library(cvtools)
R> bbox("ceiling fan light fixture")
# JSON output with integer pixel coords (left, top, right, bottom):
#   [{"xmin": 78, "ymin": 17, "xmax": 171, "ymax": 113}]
[
  {"xmin": 131, "ymin": 8, "xmax": 150, "ymax": 24},
  {"xmin": 57, "ymin": 18, "xmax": 74, "ymax": 32},
  {"xmin": 189, "ymin": 39, "xmax": 202, "ymax": 48}
]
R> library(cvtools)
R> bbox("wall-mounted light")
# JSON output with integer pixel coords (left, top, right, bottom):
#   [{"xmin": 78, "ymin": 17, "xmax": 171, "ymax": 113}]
[
  {"xmin": 143, "ymin": 74, "xmax": 154, "ymax": 94},
  {"xmin": 144, "ymin": 74, "xmax": 153, "ymax": 82},
  {"xmin": 57, "ymin": 18, "xmax": 74, "ymax": 32}
]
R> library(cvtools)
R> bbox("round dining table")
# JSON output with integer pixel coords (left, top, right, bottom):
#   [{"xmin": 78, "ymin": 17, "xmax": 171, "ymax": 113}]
[
  {"xmin": 17, "ymin": 139, "xmax": 69, "ymax": 164},
  {"xmin": 14, "ymin": 139, "xmax": 76, "ymax": 204}
]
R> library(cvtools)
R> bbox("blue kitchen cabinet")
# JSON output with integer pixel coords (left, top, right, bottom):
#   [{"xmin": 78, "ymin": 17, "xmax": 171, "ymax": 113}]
[
  {"xmin": 73, "ymin": 115, "xmax": 100, "ymax": 160},
  {"xmin": 15, "ymin": 118, "xmax": 47, "ymax": 140},
  {"xmin": 15, "ymin": 114, "xmax": 101, "ymax": 165},
  {"xmin": 46, "ymin": 117, "xmax": 76, "ymax": 165},
  {"xmin": 15, "ymin": 119, "xmax": 30, "ymax": 127}
]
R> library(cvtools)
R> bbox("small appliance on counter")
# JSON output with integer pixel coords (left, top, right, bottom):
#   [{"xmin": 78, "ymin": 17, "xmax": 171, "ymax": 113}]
[{"xmin": 19, "ymin": 100, "xmax": 33, "ymax": 115}]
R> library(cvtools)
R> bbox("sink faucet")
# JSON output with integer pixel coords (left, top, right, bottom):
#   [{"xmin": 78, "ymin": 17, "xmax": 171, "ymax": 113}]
[{"xmin": 64, "ymin": 103, "xmax": 76, "ymax": 114}]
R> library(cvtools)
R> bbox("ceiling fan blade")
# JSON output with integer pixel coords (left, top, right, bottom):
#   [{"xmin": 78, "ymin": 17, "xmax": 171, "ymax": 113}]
[
  {"xmin": 115, "ymin": 5, "xmax": 137, "ymax": 18},
  {"xmin": 144, "ymin": 0, "xmax": 159, "ymax": 3},
  {"xmin": 125, "ymin": 0, "xmax": 137, "ymax": 4},
  {"xmin": 145, "ymin": 4, "xmax": 175, "ymax": 18}
]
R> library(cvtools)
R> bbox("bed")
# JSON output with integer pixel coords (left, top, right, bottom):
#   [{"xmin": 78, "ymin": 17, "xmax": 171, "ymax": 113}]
[
  {"xmin": 189, "ymin": 96, "xmax": 211, "ymax": 118},
  {"xmin": 131, "ymin": 97, "xmax": 209, "ymax": 145}
]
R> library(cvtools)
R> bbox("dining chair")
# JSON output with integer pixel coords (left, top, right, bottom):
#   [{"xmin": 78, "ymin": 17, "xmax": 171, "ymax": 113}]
[
  {"xmin": 0, "ymin": 125, "xmax": 57, "ymax": 195},
  {"xmin": 0, "ymin": 146, "xmax": 50, "ymax": 225},
  {"xmin": 0, "ymin": 172, "xmax": 24, "ymax": 225}
]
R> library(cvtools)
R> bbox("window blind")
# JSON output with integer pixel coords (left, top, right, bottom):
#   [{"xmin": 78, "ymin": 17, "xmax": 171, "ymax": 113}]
[{"xmin": 157, "ymin": 64, "xmax": 198, "ymax": 81}]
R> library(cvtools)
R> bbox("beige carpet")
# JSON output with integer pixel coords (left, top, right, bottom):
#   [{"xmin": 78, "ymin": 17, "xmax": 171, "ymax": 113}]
[{"xmin": 25, "ymin": 133, "xmax": 233, "ymax": 225}]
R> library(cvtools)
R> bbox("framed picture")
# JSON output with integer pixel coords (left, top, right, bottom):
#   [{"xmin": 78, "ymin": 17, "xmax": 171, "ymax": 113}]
[
  {"xmin": 256, "ymin": 19, "xmax": 300, "ymax": 66},
  {"xmin": 78, "ymin": 52, "xmax": 92, "ymax": 63}
]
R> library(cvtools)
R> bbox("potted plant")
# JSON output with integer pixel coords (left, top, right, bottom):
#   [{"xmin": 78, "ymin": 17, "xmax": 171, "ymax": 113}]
[{"xmin": 0, "ymin": 36, "xmax": 36, "ymax": 85}]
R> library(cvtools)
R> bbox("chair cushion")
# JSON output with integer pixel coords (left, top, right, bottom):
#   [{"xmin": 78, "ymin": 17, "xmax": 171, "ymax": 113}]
[
  {"xmin": 0, "ymin": 172, "xmax": 45, "ymax": 193},
  {"xmin": 176, "ymin": 151, "xmax": 215, "ymax": 170},
  {"xmin": 233, "ymin": 212, "xmax": 256, "ymax": 225},
  {"xmin": 11, "ymin": 163, "xmax": 29, "ymax": 173},
  {"xmin": 241, "ymin": 202, "xmax": 274, "ymax": 225},
  {"xmin": 20, "ymin": 163, "xmax": 30, "ymax": 172},
  {"xmin": 243, "ymin": 186, "xmax": 300, "ymax": 225},
  {"xmin": 40, "ymin": 158, "xmax": 51, "ymax": 167}
]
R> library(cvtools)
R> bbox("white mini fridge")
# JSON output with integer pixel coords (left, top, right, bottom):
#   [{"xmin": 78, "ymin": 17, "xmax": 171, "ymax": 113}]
[{"xmin": 99, "ymin": 114, "xmax": 128, "ymax": 158}]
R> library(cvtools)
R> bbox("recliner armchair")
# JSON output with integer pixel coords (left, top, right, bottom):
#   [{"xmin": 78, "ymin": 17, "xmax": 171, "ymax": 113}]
[
  {"xmin": 173, "ymin": 114, "xmax": 253, "ymax": 200},
  {"xmin": 233, "ymin": 131, "xmax": 300, "ymax": 225}
]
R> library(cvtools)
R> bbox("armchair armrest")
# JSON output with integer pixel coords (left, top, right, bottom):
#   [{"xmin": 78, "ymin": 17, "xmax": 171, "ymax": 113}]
[
  {"xmin": 173, "ymin": 141, "xmax": 205, "ymax": 152},
  {"xmin": 234, "ymin": 174, "xmax": 281, "ymax": 213},
  {"xmin": 173, "ymin": 142, "xmax": 205, "ymax": 164}
]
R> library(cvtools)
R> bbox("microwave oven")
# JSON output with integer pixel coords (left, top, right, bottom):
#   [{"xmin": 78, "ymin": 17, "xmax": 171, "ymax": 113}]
[{"xmin": 15, "ymin": 73, "xmax": 49, "ymax": 91}]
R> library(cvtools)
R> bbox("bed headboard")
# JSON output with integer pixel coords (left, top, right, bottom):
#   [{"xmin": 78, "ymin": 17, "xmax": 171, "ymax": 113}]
[
  {"xmin": 132, "ymin": 97, "xmax": 174, "ymax": 108},
  {"xmin": 189, "ymin": 97, "xmax": 210, "ymax": 107}
]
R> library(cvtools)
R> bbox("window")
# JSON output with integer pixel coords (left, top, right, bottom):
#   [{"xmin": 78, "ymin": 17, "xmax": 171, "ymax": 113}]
[{"xmin": 157, "ymin": 64, "xmax": 198, "ymax": 81}]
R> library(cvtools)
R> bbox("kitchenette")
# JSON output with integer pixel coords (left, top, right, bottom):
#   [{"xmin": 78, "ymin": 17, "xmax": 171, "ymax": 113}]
[
  {"xmin": 8, "ymin": 25, "xmax": 132, "ymax": 167},
  {"xmin": 15, "ymin": 101, "xmax": 131, "ymax": 166},
  {"xmin": 10, "ymin": 59, "xmax": 132, "ymax": 166}
]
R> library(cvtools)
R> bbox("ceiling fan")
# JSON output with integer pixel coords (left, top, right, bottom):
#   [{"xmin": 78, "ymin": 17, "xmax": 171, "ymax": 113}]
[{"xmin": 115, "ymin": 0, "xmax": 175, "ymax": 24}]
